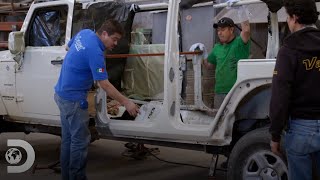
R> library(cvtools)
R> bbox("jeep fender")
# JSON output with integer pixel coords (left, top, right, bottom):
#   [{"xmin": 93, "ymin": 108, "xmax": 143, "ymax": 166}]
[
  {"xmin": 208, "ymin": 59, "xmax": 275, "ymax": 145},
  {"xmin": 209, "ymin": 79, "xmax": 272, "ymax": 145},
  {"xmin": 236, "ymin": 85, "xmax": 271, "ymax": 120}
]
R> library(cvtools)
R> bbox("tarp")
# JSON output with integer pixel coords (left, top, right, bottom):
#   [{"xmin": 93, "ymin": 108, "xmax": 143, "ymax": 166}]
[
  {"xmin": 122, "ymin": 44, "xmax": 165, "ymax": 100},
  {"xmin": 71, "ymin": 2, "xmax": 136, "ymax": 90},
  {"xmin": 29, "ymin": 9, "xmax": 67, "ymax": 46},
  {"xmin": 260, "ymin": 0, "xmax": 283, "ymax": 13},
  {"xmin": 180, "ymin": 0, "xmax": 283, "ymax": 13},
  {"xmin": 88, "ymin": 2, "xmax": 136, "ymax": 90},
  {"xmin": 214, "ymin": 1, "xmax": 320, "ymax": 24},
  {"xmin": 214, "ymin": 3, "xmax": 288, "ymax": 24}
]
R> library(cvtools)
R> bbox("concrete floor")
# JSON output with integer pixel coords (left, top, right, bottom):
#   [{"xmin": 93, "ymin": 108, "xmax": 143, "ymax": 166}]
[{"xmin": 0, "ymin": 132, "xmax": 226, "ymax": 180}]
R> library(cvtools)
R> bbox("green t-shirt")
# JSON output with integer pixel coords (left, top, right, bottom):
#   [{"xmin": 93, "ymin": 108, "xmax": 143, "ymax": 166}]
[{"xmin": 207, "ymin": 36, "xmax": 250, "ymax": 93}]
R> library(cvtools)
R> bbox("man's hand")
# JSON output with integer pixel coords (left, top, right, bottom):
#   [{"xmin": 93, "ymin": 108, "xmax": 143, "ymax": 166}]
[
  {"xmin": 123, "ymin": 100, "xmax": 140, "ymax": 117},
  {"xmin": 270, "ymin": 140, "xmax": 281, "ymax": 156},
  {"xmin": 189, "ymin": 43, "xmax": 208, "ymax": 59},
  {"xmin": 98, "ymin": 79, "xmax": 139, "ymax": 117}
]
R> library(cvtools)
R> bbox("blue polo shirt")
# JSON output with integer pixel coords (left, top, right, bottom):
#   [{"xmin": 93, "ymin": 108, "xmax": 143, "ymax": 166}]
[{"xmin": 55, "ymin": 29, "xmax": 108, "ymax": 101}]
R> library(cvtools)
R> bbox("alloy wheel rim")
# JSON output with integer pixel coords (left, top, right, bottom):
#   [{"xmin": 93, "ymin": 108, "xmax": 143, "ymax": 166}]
[{"xmin": 242, "ymin": 150, "xmax": 288, "ymax": 180}]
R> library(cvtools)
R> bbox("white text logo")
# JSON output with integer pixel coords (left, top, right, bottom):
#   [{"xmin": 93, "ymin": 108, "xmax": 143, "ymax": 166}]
[{"xmin": 5, "ymin": 139, "xmax": 35, "ymax": 173}]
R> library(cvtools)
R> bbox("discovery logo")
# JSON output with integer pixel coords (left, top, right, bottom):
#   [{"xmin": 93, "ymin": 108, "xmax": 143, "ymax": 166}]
[{"xmin": 4, "ymin": 139, "xmax": 35, "ymax": 173}]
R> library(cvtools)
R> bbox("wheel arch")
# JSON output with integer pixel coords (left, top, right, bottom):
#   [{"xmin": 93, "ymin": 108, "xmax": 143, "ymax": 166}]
[
  {"xmin": 220, "ymin": 84, "xmax": 272, "ymax": 155},
  {"xmin": 230, "ymin": 84, "xmax": 272, "ymax": 146}
]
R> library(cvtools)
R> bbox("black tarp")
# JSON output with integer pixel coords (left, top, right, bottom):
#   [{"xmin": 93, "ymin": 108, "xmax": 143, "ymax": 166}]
[
  {"xmin": 71, "ymin": 2, "xmax": 135, "ymax": 90},
  {"xmin": 72, "ymin": 4, "xmax": 95, "ymax": 37},
  {"xmin": 260, "ymin": 0, "xmax": 283, "ymax": 13},
  {"xmin": 29, "ymin": 8, "xmax": 67, "ymax": 46},
  {"xmin": 88, "ymin": 2, "xmax": 135, "ymax": 90}
]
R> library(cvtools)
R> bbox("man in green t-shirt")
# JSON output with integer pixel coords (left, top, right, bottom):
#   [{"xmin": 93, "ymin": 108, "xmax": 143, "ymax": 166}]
[
  {"xmin": 206, "ymin": 17, "xmax": 250, "ymax": 108},
  {"xmin": 191, "ymin": 16, "xmax": 251, "ymax": 109}
]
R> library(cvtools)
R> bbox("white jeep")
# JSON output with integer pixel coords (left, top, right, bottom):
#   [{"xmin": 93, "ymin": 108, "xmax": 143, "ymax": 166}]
[{"xmin": 0, "ymin": 0, "xmax": 304, "ymax": 179}]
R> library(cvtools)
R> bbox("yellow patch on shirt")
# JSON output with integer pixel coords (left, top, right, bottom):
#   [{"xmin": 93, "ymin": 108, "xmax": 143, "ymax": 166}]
[{"xmin": 303, "ymin": 57, "xmax": 320, "ymax": 71}]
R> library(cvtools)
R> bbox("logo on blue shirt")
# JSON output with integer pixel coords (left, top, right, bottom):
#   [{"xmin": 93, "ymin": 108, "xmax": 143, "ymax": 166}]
[{"xmin": 75, "ymin": 35, "xmax": 85, "ymax": 51}]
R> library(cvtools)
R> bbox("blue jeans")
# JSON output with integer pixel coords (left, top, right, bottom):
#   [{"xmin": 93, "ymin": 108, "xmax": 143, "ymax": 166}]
[
  {"xmin": 285, "ymin": 119, "xmax": 320, "ymax": 180},
  {"xmin": 54, "ymin": 94, "xmax": 91, "ymax": 180}
]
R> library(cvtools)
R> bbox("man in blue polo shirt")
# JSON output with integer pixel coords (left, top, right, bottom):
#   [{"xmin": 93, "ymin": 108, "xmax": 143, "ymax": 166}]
[{"xmin": 54, "ymin": 19, "xmax": 139, "ymax": 180}]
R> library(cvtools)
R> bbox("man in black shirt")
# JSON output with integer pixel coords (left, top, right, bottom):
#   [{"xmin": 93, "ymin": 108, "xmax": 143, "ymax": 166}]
[{"xmin": 269, "ymin": 0, "xmax": 320, "ymax": 179}]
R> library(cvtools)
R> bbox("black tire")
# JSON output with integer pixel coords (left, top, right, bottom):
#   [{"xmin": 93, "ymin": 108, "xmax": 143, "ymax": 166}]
[{"xmin": 227, "ymin": 127, "xmax": 288, "ymax": 180}]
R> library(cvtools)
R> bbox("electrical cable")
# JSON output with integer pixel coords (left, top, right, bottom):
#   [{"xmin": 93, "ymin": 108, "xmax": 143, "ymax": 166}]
[
  {"xmin": 121, "ymin": 144, "xmax": 227, "ymax": 172},
  {"xmin": 145, "ymin": 148, "xmax": 227, "ymax": 172}
]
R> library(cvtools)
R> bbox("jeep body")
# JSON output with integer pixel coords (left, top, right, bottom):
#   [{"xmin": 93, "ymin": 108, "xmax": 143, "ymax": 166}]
[{"xmin": 0, "ymin": 0, "xmax": 304, "ymax": 179}]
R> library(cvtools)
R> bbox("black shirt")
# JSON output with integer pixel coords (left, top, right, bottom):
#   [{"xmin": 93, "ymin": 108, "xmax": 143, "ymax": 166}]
[{"xmin": 269, "ymin": 27, "xmax": 320, "ymax": 142}]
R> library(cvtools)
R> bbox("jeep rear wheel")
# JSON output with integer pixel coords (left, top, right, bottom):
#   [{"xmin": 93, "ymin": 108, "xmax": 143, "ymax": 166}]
[{"xmin": 227, "ymin": 127, "xmax": 288, "ymax": 180}]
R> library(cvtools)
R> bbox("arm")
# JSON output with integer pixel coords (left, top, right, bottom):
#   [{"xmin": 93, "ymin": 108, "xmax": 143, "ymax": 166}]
[
  {"xmin": 269, "ymin": 48, "xmax": 296, "ymax": 142},
  {"xmin": 240, "ymin": 20, "xmax": 250, "ymax": 44},
  {"xmin": 203, "ymin": 58, "xmax": 215, "ymax": 69},
  {"xmin": 98, "ymin": 79, "xmax": 139, "ymax": 117},
  {"xmin": 204, "ymin": 47, "xmax": 217, "ymax": 69}
]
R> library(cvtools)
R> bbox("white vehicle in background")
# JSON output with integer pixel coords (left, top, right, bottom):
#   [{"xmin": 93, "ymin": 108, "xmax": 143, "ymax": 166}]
[{"xmin": 2, "ymin": 0, "xmax": 309, "ymax": 179}]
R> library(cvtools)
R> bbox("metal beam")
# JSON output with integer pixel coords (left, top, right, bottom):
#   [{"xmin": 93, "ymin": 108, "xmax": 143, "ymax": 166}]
[
  {"xmin": 0, "ymin": 22, "xmax": 23, "ymax": 31},
  {"xmin": 138, "ymin": 2, "xmax": 168, "ymax": 11},
  {"xmin": 212, "ymin": 0, "xmax": 262, "ymax": 8}
]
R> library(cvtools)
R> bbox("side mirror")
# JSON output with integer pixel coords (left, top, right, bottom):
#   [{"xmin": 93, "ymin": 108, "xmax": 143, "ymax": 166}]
[
  {"xmin": 8, "ymin": 31, "xmax": 25, "ymax": 64},
  {"xmin": 8, "ymin": 31, "xmax": 25, "ymax": 54}
]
